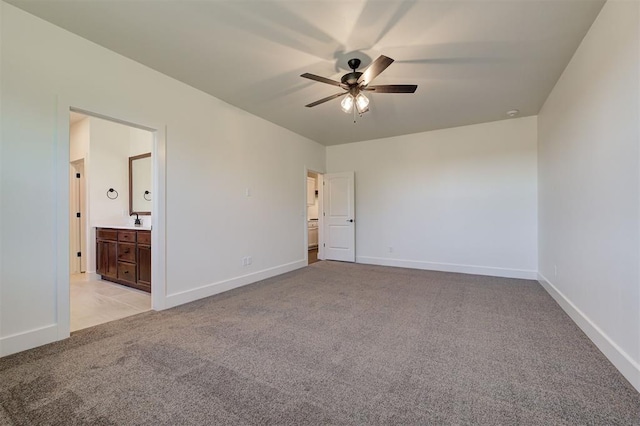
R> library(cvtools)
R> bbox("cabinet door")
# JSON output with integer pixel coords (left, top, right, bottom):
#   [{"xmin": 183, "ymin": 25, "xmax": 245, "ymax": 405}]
[
  {"xmin": 137, "ymin": 245, "xmax": 151, "ymax": 287},
  {"xmin": 309, "ymin": 228, "xmax": 318, "ymax": 247},
  {"xmin": 97, "ymin": 240, "xmax": 117, "ymax": 278}
]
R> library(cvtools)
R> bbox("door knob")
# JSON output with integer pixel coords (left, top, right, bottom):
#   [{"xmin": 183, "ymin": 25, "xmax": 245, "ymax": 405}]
[{"xmin": 347, "ymin": 219, "xmax": 354, "ymax": 222}]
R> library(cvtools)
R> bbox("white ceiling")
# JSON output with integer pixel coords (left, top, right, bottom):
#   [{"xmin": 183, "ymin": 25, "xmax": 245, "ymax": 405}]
[{"xmin": 9, "ymin": 0, "xmax": 605, "ymax": 146}]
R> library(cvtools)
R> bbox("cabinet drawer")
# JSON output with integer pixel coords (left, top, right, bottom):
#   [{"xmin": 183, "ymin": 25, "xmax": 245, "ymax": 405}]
[
  {"xmin": 118, "ymin": 262, "xmax": 136, "ymax": 283},
  {"xmin": 118, "ymin": 243, "xmax": 136, "ymax": 262},
  {"xmin": 118, "ymin": 231, "xmax": 136, "ymax": 242},
  {"xmin": 97, "ymin": 228, "xmax": 118, "ymax": 241},
  {"xmin": 137, "ymin": 231, "xmax": 151, "ymax": 245}
]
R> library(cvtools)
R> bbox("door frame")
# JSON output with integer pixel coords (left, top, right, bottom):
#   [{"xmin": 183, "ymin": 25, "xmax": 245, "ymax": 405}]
[
  {"xmin": 69, "ymin": 159, "xmax": 87, "ymax": 274},
  {"xmin": 56, "ymin": 96, "xmax": 167, "ymax": 341},
  {"xmin": 305, "ymin": 168, "xmax": 324, "ymax": 263}
]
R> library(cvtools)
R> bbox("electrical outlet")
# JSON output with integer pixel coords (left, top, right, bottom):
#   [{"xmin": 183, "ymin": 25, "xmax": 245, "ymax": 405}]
[{"xmin": 388, "ymin": 246, "xmax": 394, "ymax": 253}]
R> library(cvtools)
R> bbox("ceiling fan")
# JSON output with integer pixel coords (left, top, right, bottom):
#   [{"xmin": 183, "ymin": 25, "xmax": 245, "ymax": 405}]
[{"xmin": 301, "ymin": 55, "xmax": 417, "ymax": 115}]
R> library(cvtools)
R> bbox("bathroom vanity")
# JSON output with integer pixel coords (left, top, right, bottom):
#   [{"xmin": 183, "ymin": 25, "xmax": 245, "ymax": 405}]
[{"xmin": 96, "ymin": 226, "xmax": 151, "ymax": 292}]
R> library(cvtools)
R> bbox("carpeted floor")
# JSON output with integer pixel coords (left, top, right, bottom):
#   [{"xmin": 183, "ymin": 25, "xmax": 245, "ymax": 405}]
[{"xmin": 1, "ymin": 262, "xmax": 639, "ymax": 425}]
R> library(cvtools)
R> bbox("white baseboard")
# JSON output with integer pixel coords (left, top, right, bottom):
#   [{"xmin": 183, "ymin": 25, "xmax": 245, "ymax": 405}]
[
  {"xmin": 0, "ymin": 261, "xmax": 307, "ymax": 357},
  {"xmin": 538, "ymin": 273, "xmax": 640, "ymax": 393},
  {"xmin": 356, "ymin": 256, "xmax": 537, "ymax": 280},
  {"xmin": 0, "ymin": 324, "xmax": 58, "ymax": 357},
  {"xmin": 164, "ymin": 259, "xmax": 307, "ymax": 309}
]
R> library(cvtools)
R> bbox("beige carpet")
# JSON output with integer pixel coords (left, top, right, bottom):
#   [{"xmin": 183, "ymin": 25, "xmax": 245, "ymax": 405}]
[{"xmin": 1, "ymin": 262, "xmax": 639, "ymax": 425}]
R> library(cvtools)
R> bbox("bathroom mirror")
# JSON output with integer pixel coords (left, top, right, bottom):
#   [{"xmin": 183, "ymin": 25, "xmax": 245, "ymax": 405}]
[{"xmin": 129, "ymin": 153, "xmax": 152, "ymax": 215}]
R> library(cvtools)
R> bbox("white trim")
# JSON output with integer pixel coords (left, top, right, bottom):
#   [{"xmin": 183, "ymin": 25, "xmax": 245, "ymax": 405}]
[
  {"xmin": 0, "ymin": 0, "xmax": 3, "ymax": 358},
  {"xmin": 84, "ymin": 272, "xmax": 100, "ymax": 281},
  {"xmin": 0, "ymin": 325, "xmax": 58, "ymax": 357},
  {"xmin": 317, "ymin": 173, "xmax": 325, "ymax": 260},
  {"xmin": 165, "ymin": 260, "xmax": 307, "ymax": 309},
  {"xmin": 56, "ymin": 96, "xmax": 71, "ymax": 341},
  {"xmin": 151, "ymin": 125, "xmax": 167, "ymax": 311},
  {"xmin": 637, "ymin": 3, "xmax": 640, "ymax": 389},
  {"xmin": 303, "ymin": 167, "xmax": 310, "ymax": 263},
  {"xmin": 356, "ymin": 256, "xmax": 538, "ymax": 280},
  {"xmin": 538, "ymin": 273, "xmax": 640, "ymax": 393}
]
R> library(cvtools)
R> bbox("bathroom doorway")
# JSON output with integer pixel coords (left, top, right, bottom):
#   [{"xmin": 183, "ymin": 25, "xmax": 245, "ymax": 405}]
[{"xmin": 68, "ymin": 111, "xmax": 153, "ymax": 332}]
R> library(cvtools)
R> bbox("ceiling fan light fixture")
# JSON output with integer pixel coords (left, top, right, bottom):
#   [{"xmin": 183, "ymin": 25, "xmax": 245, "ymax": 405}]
[
  {"xmin": 301, "ymin": 55, "xmax": 417, "ymax": 119},
  {"xmin": 341, "ymin": 94, "xmax": 354, "ymax": 113},
  {"xmin": 355, "ymin": 92, "xmax": 369, "ymax": 113}
]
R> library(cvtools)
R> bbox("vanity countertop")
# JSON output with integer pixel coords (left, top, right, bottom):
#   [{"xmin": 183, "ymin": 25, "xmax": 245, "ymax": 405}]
[{"xmin": 94, "ymin": 225, "xmax": 152, "ymax": 231}]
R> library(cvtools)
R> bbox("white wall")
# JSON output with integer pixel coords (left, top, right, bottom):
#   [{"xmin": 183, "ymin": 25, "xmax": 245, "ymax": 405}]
[
  {"xmin": 70, "ymin": 117, "xmax": 89, "ymax": 162},
  {"xmin": 89, "ymin": 116, "xmax": 131, "ymax": 226},
  {"xmin": 129, "ymin": 127, "xmax": 153, "ymax": 157},
  {"xmin": 327, "ymin": 117, "xmax": 538, "ymax": 279},
  {"xmin": 0, "ymin": 2, "xmax": 325, "ymax": 356},
  {"xmin": 537, "ymin": 0, "xmax": 640, "ymax": 392},
  {"xmin": 87, "ymin": 116, "xmax": 153, "ymax": 228}
]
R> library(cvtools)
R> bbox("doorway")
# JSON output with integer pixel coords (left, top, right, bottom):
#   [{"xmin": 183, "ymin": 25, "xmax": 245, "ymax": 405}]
[
  {"xmin": 322, "ymin": 171, "xmax": 356, "ymax": 262},
  {"xmin": 68, "ymin": 111, "xmax": 153, "ymax": 332},
  {"xmin": 306, "ymin": 170, "xmax": 323, "ymax": 265}
]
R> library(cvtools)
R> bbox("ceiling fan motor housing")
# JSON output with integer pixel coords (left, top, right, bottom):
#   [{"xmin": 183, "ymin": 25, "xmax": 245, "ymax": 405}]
[
  {"xmin": 347, "ymin": 58, "xmax": 361, "ymax": 71},
  {"xmin": 341, "ymin": 71, "xmax": 363, "ymax": 86}
]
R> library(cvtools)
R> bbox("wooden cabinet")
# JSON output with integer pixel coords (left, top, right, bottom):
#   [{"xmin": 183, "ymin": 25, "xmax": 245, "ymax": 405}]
[
  {"xmin": 96, "ymin": 240, "xmax": 117, "ymax": 279},
  {"xmin": 96, "ymin": 228, "xmax": 151, "ymax": 292},
  {"xmin": 137, "ymin": 245, "xmax": 151, "ymax": 287}
]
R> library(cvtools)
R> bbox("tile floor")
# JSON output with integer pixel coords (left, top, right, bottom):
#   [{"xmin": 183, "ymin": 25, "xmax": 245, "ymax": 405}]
[{"xmin": 70, "ymin": 273, "xmax": 151, "ymax": 332}]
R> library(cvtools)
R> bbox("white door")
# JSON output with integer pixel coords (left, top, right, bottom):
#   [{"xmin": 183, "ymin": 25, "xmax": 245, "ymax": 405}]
[{"xmin": 323, "ymin": 171, "xmax": 355, "ymax": 262}]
